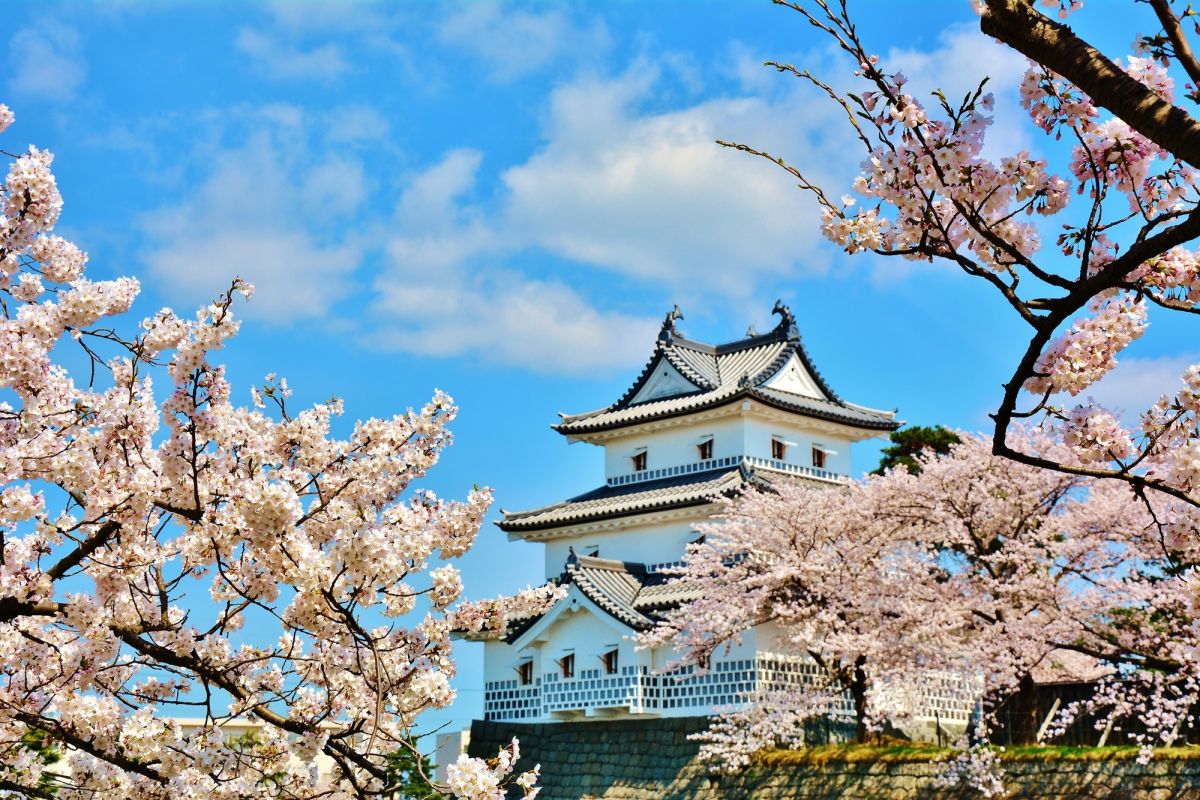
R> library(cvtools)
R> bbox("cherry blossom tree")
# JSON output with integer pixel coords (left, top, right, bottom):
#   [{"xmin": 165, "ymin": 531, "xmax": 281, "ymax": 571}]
[
  {"xmin": 645, "ymin": 432, "xmax": 1199, "ymax": 772},
  {"xmin": 729, "ymin": 0, "xmax": 1200, "ymax": 517},
  {"xmin": 0, "ymin": 103, "xmax": 562, "ymax": 799}
]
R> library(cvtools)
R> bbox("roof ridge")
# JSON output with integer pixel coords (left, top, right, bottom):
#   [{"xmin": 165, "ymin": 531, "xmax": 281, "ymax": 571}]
[
  {"xmin": 551, "ymin": 301, "xmax": 900, "ymax": 436},
  {"xmin": 566, "ymin": 560, "xmax": 651, "ymax": 630},
  {"xmin": 573, "ymin": 554, "xmax": 648, "ymax": 573},
  {"xmin": 659, "ymin": 346, "xmax": 717, "ymax": 392}
]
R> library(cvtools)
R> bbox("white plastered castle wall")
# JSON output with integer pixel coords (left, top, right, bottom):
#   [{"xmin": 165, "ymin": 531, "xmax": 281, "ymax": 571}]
[
  {"xmin": 601, "ymin": 411, "xmax": 856, "ymax": 482},
  {"xmin": 482, "ymin": 595, "xmax": 765, "ymax": 721},
  {"xmin": 601, "ymin": 416, "xmax": 747, "ymax": 479}
]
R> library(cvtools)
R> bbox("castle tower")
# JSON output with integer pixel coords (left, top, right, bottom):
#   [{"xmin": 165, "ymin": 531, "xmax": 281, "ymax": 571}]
[{"xmin": 473, "ymin": 302, "xmax": 901, "ymax": 723}]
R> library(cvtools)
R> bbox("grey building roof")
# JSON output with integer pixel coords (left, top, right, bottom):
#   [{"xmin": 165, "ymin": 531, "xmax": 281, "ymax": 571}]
[
  {"xmin": 553, "ymin": 301, "xmax": 899, "ymax": 436},
  {"xmin": 497, "ymin": 553, "xmax": 701, "ymax": 642},
  {"xmin": 563, "ymin": 553, "xmax": 701, "ymax": 632},
  {"xmin": 497, "ymin": 465, "xmax": 755, "ymax": 534}
]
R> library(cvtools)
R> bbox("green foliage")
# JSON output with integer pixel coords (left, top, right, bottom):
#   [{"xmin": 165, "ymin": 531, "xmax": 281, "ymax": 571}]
[
  {"xmin": 20, "ymin": 728, "xmax": 61, "ymax": 768},
  {"xmin": 15, "ymin": 728, "xmax": 63, "ymax": 797},
  {"xmin": 872, "ymin": 425, "xmax": 961, "ymax": 475},
  {"xmin": 386, "ymin": 744, "xmax": 437, "ymax": 799}
]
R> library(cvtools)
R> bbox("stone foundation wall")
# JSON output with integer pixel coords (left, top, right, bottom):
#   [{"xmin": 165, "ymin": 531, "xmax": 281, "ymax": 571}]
[{"xmin": 468, "ymin": 717, "xmax": 1200, "ymax": 800}]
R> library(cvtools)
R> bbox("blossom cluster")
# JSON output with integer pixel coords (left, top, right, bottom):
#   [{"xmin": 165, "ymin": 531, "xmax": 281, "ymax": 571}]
[
  {"xmin": 0, "ymin": 102, "xmax": 558, "ymax": 799},
  {"xmin": 784, "ymin": 0, "xmax": 1200, "ymax": 513},
  {"xmin": 647, "ymin": 431, "xmax": 1193, "ymax": 791},
  {"xmin": 446, "ymin": 740, "xmax": 541, "ymax": 800},
  {"xmin": 1025, "ymin": 293, "xmax": 1146, "ymax": 396}
]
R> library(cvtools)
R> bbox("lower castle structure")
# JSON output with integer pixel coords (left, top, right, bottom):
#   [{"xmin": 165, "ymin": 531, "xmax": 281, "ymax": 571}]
[{"xmin": 467, "ymin": 304, "xmax": 974, "ymax": 735}]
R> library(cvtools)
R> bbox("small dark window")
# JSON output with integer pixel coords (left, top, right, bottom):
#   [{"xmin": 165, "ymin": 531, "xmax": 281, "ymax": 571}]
[
  {"xmin": 632, "ymin": 451, "xmax": 647, "ymax": 471},
  {"xmin": 559, "ymin": 653, "xmax": 575, "ymax": 679},
  {"xmin": 517, "ymin": 661, "xmax": 534, "ymax": 685},
  {"xmin": 812, "ymin": 447, "xmax": 827, "ymax": 469},
  {"xmin": 697, "ymin": 439, "xmax": 713, "ymax": 460},
  {"xmin": 771, "ymin": 438, "xmax": 787, "ymax": 460},
  {"xmin": 602, "ymin": 649, "xmax": 619, "ymax": 675}
]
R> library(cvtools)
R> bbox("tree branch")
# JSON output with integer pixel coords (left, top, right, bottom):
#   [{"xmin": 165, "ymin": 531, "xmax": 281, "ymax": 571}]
[
  {"xmin": 47, "ymin": 520, "xmax": 120, "ymax": 581},
  {"xmin": 1149, "ymin": 0, "xmax": 1200, "ymax": 89},
  {"xmin": 980, "ymin": 0, "xmax": 1200, "ymax": 169}
]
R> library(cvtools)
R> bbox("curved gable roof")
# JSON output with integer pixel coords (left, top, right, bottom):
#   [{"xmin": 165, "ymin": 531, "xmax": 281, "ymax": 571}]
[{"xmin": 555, "ymin": 301, "xmax": 897, "ymax": 435}]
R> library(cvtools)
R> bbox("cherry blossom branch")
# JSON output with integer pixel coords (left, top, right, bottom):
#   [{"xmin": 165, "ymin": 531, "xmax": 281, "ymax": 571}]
[
  {"xmin": 1148, "ymin": 0, "xmax": 1200, "ymax": 91},
  {"xmin": 980, "ymin": 0, "xmax": 1200, "ymax": 168}
]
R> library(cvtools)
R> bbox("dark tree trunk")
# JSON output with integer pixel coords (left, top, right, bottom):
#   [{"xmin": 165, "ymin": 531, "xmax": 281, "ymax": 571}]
[
  {"xmin": 850, "ymin": 656, "xmax": 870, "ymax": 744},
  {"xmin": 980, "ymin": 0, "xmax": 1200, "ymax": 169}
]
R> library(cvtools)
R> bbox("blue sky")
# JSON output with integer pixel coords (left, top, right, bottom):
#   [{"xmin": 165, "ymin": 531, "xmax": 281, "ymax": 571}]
[{"xmin": 6, "ymin": 0, "xmax": 1191, "ymax": 735}]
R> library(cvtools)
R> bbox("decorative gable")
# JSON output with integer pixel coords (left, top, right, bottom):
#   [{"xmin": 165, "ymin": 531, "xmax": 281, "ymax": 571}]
[
  {"xmin": 761, "ymin": 354, "xmax": 827, "ymax": 400},
  {"xmin": 628, "ymin": 358, "xmax": 699, "ymax": 405}
]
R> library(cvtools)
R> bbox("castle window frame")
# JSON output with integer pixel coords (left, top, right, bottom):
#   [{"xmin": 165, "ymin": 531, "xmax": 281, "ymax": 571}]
[
  {"xmin": 557, "ymin": 652, "xmax": 575, "ymax": 679},
  {"xmin": 631, "ymin": 448, "xmax": 648, "ymax": 472},
  {"xmin": 601, "ymin": 648, "xmax": 619, "ymax": 675},
  {"xmin": 812, "ymin": 446, "xmax": 827, "ymax": 469},
  {"xmin": 771, "ymin": 435, "xmax": 795, "ymax": 461},
  {"xmin": 696, "ymin": 435, "xmax": 714, "ymax": 461},
  {"xmin": 516, "ymin": 660, "xmax": 534, "ymax": 686}
]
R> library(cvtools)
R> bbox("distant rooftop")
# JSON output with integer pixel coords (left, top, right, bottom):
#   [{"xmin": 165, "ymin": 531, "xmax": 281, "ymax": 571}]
[{"xmin": 554, "ymin": 301, "xmax": 899, "ymax": 436}]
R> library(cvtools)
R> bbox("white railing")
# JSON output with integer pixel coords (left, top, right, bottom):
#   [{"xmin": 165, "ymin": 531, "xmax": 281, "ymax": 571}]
[
  {"xmin": 606, "ymin": 455, "xmax": 848, "ymax": 488},
  {"xmin": 606, "ymin": 456, "xmax": 741, "ymax": 486},
  {"xmin": 743, "ymin": 456, "xmax": 849, "ymax": 484},
  {"xmin": 484, "ymin": 655, "xmax": 976, "ymax": 725}
]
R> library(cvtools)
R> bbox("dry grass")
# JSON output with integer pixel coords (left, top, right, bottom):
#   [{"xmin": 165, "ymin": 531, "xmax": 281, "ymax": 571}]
[{"xmin": 754, "ymin": 743, "xmax": 1200, "ymax": 767}]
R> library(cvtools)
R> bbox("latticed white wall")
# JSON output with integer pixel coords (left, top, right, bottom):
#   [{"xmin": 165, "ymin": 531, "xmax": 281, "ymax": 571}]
[{"xmin": 483, "ymin": 650, "xmax": 978, "ymax": 727}]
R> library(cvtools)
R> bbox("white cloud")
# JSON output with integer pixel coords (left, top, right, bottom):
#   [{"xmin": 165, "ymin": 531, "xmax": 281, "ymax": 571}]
[
  {"xmin": 437, "ymin": 2, "xmax": 608, "ymax": 82},
  {"xmin": 374, "ymin": 149, "xmax": 655, "ymax": 374},
  {"xmin": 325, "ymin": 105, "xmax": 390, "ymax": 143},
  {"xmin": 386, "ymin": 148, "xmax": 495, "ymax": 274},
  {"xmin": 500, "ymin": 65, "xmax": 845, "ymax": 295},
  {"xmin": 139, "ymin": 121, "xmax": 366, "ymax": 322},
  {"xmin": 373, "ymin": 272, "xmax": 655, "ymax": 375},
  {"xmin": 7, "ymin": 22, "xmax": 87, "ymax": 101},
  {"xmin": 235, "ymin": 28, "xmax": 350, "ymax": 81},
  {"xmin": 233, "ymin": 3, "xmax": 416, "ymax": 85},
  {"xmin": 1085, "ymin": 353, "xmax": 1200, "ymax": 421},
  {"xmin": 133, "ymin": 22, "xmax": 1038, "ymax": 374},
  {"xmin": 395, "ymin": 149, "xmax": 484, "ymax": 234}
]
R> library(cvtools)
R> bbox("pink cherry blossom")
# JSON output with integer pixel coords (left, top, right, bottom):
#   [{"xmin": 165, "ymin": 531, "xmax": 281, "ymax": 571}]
[
  {"xmin": 0, "ymin": 102, "xmax": 556, "ymax": 799},
  {"xmin": 650, "ymin": 431, "xmax": 1193, "ymax": 792}
]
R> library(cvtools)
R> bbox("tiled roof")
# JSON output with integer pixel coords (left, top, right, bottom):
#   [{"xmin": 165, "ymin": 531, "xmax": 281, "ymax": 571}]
[
  {"xmin": 491, "ymin": 555, "xmax": 701, "ymax": 641},
  {"xmin": 554, "ymin": 301, "xmax": 898, "ymax": 435},
  {"xmin": 564, "ymin": 554, "xmax": 701, "ymax": 632},
  {"xmin": 497, "ymin": 466, "xmax": 748, "ymax": 533}
]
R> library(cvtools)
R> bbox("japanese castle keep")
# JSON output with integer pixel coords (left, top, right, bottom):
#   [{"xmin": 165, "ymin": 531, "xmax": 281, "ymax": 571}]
[{"xmin": 464, "ymin": 301, "xmax": 977, "ymax": 730}]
